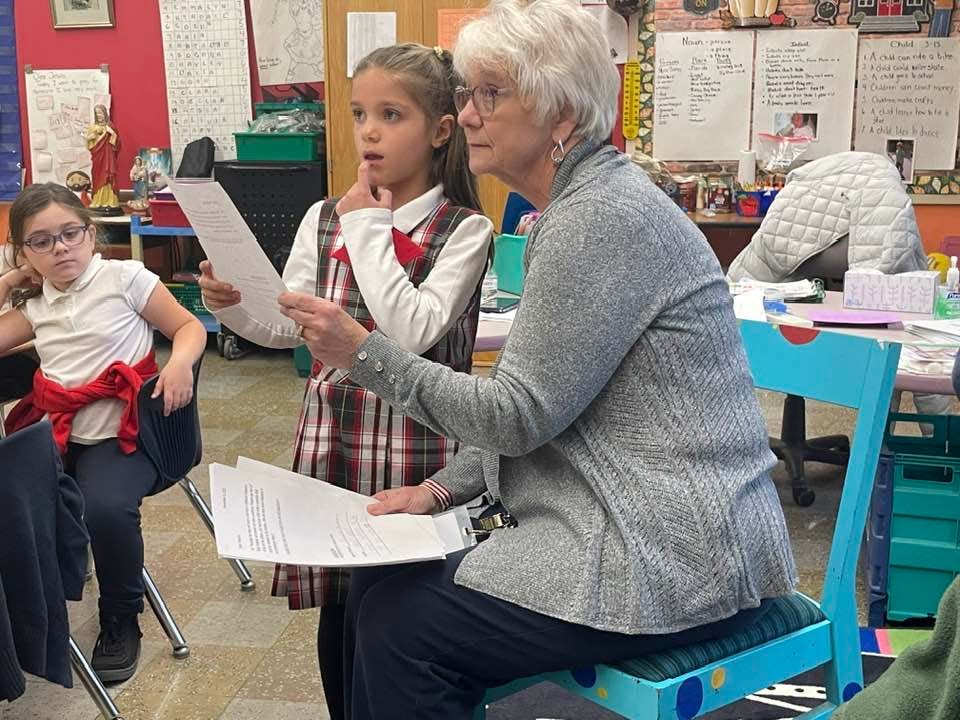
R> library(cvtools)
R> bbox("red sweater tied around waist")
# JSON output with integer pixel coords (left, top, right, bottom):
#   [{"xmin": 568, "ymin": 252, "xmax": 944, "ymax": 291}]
[{"xmin": 4, "ymin": 351, "xmax": 158, "ymax": 455}]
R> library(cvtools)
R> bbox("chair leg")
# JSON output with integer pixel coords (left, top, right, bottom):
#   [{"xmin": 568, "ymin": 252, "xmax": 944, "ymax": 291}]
[
  {"xmin": 179, "ymin": 477, "xmax": 256, "ymax": 591},
  {"xmin": 779, "ymin": 394, "xmax": 816, "ymax": 507},
  {"xmin": 69, "ymin": 635, "xmax": 124, "ymax": 720},
  {"xmin": 142, "ymin": 567, "xmax": 190, "ymax": 659}
]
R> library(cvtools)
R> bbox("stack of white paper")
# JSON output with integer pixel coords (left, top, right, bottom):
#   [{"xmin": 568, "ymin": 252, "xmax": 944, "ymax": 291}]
[
  {"xmin": 900, "ymin": 320, "xmax": 960, "ymax": 375},
  {"xmin": 210, "ymin": 458, "xmax": 469, "ymax": 567}
]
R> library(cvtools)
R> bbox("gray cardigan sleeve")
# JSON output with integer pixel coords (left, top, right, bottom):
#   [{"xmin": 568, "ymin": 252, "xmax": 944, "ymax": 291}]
[{"xmin": 349, "ymin": 199, "xmax": 681, "ymax": 458}]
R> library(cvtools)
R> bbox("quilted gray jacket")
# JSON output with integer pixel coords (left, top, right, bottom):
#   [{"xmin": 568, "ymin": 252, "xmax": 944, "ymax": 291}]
[{"xmin": 727, "ymin": 152, "xmax": 927, "ymax": 282}]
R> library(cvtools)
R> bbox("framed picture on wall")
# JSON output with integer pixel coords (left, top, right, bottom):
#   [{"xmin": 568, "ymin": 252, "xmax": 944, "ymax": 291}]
[{"xmin": 50, "ymin": 0, "xmax": 115, "ymax": 29}]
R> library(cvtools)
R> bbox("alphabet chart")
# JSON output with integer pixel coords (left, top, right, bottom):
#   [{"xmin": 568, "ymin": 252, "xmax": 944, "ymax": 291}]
[{"xmin": 159, "ymin": 0, "xmax": 252, "ymax": 165}]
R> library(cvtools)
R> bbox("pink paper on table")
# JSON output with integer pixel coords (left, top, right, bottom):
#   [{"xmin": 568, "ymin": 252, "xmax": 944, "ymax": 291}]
[{"xmin": 806, "ymin": 309, "xmax": 901, "ymax": 326}]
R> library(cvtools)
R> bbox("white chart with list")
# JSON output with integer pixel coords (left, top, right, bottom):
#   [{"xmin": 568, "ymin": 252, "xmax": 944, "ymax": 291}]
[
  {"xmin": 653, "ymin": 32, "xmax": 755, "ymax": 162},
  {"xmin": 159, "ymin": 0, "xmax": 252, "ymax": 164}
]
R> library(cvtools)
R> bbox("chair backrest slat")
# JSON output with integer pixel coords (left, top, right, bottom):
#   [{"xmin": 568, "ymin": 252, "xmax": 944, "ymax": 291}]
[{"xmin": 739, "ymin": 320, "xmax": 900, "ymax": 617}]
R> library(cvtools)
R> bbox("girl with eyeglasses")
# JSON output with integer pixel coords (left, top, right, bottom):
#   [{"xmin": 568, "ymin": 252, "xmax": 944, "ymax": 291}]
[{"xmin": 0, "ymin": 182, "xmax": 206, "ymax": 684}]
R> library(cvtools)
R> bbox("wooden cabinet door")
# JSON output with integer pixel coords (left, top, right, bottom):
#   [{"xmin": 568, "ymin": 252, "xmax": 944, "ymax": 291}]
[
  {"xmin": 323, "ymin": 0, "xmax": 423, "ymax": 198},
  {"xmin": 422, "ymin": 0, "xmax": 511, "ymax": 232}
]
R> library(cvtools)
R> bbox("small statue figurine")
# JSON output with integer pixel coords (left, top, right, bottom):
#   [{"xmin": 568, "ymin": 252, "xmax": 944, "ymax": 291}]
[
  {"xmin": 85, "ymin": 104, "xmax": 122, "ymax": 216},
  {"xmin": 65, "ymin": 170, "xmax": 92, "ymax": 207},
  {"xmin": 127, "ymin": 155, "xmax": 150, "ymax": 214}
]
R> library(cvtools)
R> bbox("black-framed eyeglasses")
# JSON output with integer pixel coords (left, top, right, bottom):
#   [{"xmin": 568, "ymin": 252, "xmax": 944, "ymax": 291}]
[
  {"xmin": 453, "ymin": 85, "xmax": 512, "ymax": 117},
  {"xmin": 23, "ymin": 224, "xmax": 90, "ymax": 254}
]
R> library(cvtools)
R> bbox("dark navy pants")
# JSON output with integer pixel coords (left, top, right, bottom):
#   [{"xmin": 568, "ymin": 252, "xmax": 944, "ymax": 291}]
[
  {"xmin": 343, "ymin": 549, "xmax": 768, "ymax": 719},
  {"xmin": 64, "ymin": 439, "xmax": 158, "ymax": 616}
]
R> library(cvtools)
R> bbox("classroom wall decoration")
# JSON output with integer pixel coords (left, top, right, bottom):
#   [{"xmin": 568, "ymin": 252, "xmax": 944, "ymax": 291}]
[
  {"xmin": 854, "ymin": 37, "xmax": 960, "ymax": 170},
  {"xmin": 647, "ymin": 0, "xmax": 960, "ymax": 198},
  {"xmin": 0, "ymin": 0, "xmax": 22, "ymax": 201},
  {"xmin": 158, "ymin": 0, "xmax": 252, "ymax": 165},
  {"xmin": 752, "ymin": 29, "xmax": 858, "ymax": 160},
  {"xmin": 812, "ymin": 0, "xmax": 842, "ymax": 25},
  {"xmin": 684, "ymin": 0, "xmax": 721, "ymax": 15},
  {"xmin": 848, "ymin": 0, "xmax": 931, "ymax": 33},
  {"xmin": 653, "ymin": 32, "xmax": 754, "ymax": 160},
  {"xmin": 929, "ymin": 0, "xmax": 956, "ymax": 36},
  {"xmin": 249, "ymin": 0, "xmax": 325, "ymax": 86},
  {"xmin": 24, "ymin": 67, "xmax": 110, "ymax": 186}
]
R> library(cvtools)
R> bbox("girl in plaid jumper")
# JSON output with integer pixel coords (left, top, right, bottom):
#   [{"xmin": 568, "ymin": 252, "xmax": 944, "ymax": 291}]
[{"xmin": 199, "ymin": 43, "xmax": 492, "ymax": 719}]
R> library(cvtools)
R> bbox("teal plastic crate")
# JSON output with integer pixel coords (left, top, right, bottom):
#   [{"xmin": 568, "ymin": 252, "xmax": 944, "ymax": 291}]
[
  {"xmin": 294, "ymin": 344, "xmax": 312, "ymax": 378},
  {"xmin": 493, "ymin": 233, "xmax": 527, "ymax": 295},
  {"xmin": 234, "ymin": 131, "xmax": 323, "ymax": 161},
  {"xmin": 885, "ymin": 412, "xmax": 960, "ymax": 621}
]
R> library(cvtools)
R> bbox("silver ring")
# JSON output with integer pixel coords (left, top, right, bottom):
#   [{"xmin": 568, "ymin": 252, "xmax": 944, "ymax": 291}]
[{"xmin": 295, "ymin": 324, "xmax": 305, "ymax": 338}]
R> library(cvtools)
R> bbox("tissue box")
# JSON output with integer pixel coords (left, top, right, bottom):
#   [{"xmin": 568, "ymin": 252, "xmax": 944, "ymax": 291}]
[{"xmin": 842, "ymin": 269, "xmax": 940, "ymax": 314}]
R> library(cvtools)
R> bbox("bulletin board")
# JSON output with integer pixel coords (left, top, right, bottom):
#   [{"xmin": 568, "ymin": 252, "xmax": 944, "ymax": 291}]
[{"xmin": 631, "ymin": 0, "xmax": 960, "ymax": 199}]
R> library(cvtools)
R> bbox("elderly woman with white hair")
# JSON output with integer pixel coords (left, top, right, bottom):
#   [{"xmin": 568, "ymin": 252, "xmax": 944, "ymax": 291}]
[{"xmin": 278, "ymin": 1, "xmax": 797, "ymax": 717}]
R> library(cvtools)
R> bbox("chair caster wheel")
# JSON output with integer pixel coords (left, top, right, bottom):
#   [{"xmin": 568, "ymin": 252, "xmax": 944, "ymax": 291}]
[
  {"xmin": 240, "ymin": 579, "xmax": 256, "ymax": 591},
  {"xmin": 172, "ymin": 646, "xmax": 190, "ymax": 659},
  {"xmin": 793, "ymin": 486, "xmax": 815, "ymax": 507}
]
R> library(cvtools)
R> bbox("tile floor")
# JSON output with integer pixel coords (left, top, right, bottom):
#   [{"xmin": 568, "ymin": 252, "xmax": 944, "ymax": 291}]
[{"xmin": 1, "ymin": 344, "xmax": 948, "ymax": 719}]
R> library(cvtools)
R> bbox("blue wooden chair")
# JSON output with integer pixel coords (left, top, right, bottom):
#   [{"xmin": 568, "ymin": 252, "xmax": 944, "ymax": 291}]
[{"xmin": 478, "ymin": 321, "xmax": 901, "ymax": 720}]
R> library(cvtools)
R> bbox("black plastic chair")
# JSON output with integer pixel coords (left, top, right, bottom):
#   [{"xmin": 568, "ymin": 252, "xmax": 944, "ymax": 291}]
[
  {"xmin": 774, "ymin": 235, "xmax": 852, "ymax": 506},
  {"xmin": 135, "ymin": 356, "xmax": 256, "ymax": 661},
  {"xmin": 0, "ymin": 350, "xmax": 39, "ymax": 438}
]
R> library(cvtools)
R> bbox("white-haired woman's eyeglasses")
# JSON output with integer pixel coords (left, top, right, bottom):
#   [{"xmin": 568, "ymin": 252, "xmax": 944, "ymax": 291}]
[{"xmin": 453, "ymin": 85, "xmax": 512, "ymax": 117}]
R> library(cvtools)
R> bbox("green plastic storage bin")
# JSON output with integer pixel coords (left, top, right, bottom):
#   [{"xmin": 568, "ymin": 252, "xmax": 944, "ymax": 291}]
[
  {"xmin": 885, "ymin": 412, "xmax": 960, "ymax": 621},
  {"xmin": 166, "ymin": 282, "xmax": 213, "ymax": 320},
  {"xmin": 254, "ymin": 101, "xmax": 323, "ymax": 118},
  {"xmin": 493, "ymin": 234, "xmax": 527, "ymax": 295},
  {"xmin": 294, "ymin": 344, "xmax": 312, "ymax": 378},
  {"xmin": 234, "ymin": 131, "xmax": 323, "ymax": 161}
]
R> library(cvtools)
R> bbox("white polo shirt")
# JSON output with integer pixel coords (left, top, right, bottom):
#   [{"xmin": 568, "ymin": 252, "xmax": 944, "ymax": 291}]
[{"xmin": 19, "ymin": 254, "xmax": 160, "ymax": 444}]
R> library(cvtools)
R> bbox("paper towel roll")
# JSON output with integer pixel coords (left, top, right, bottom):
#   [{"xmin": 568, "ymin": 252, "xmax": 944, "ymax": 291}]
[{"xmin": 738, "ymin": 150, "xmax": 756, "ymax": 187}]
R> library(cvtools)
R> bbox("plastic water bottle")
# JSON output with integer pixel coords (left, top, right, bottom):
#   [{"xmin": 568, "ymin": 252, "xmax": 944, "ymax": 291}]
[{"xmin": 482, "ymin": 268, "xmax": 498, "ymax": 303}]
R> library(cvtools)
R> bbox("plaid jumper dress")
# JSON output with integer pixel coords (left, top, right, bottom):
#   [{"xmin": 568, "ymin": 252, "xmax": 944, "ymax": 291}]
[{"xmin": 271, "ymin": 198, "xmax": 483, "ymax": 609}]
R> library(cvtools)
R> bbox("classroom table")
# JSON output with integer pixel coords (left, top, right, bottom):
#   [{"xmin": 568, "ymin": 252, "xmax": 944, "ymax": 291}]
[
  {"xmin": 689, "ymin": 211, "xmax": 762, "ymax": 268},
  {"xmin": 476, "ymin": 290, "xmax": 959, "ymax": 395}
]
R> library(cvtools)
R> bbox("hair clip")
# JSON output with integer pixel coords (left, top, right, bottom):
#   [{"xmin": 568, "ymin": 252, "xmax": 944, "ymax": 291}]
[{"xmin": 434, "ymin": 46, "xmax": 445, "ymax": 59}]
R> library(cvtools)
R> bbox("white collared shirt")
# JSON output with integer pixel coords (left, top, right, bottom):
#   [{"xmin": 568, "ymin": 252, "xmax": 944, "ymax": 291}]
[
  {"xmin": 19, "ymin": 254, "xmax": 160, "ymax": 443},
  {"xmin": 214, "ymin": 185, "xmax": 493, "ymax": 354}
]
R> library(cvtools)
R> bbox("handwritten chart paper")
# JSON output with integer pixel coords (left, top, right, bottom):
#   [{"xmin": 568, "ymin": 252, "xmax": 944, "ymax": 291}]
[
  {"xmin": 752, "ymin": 30, "xmax": 857, "ymax": 160},
  {"xmin": 159, "ymin": 0, "xmax": 252, "ymax": 164},
  {"xmin": 24, "ymin": 69, "xmax": 110, "ymax": 185},
  {"xmin": 250, "ymin": 0, "xmax": 324, "ymax": 85},
  {"xmin": 653, "ymin": 32, "xmax": 754, "ymax": 161},
  {"xmin": 346, "ymin": 12, "xmax": 396, "ymax": 79},
  {"xmin": 855, "ymin": 38, "xmax": 960, "ymax": 171}
]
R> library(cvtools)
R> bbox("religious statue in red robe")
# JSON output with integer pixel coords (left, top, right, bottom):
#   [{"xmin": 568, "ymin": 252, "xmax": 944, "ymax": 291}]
[{"xmin": 85, "ymin": 104, "xmax": 122, "ymax": 215}]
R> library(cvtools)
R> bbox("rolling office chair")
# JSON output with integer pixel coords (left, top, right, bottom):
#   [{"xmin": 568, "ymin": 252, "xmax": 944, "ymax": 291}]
[{"xmin": 774, "ymin": 235, "xmax": 852, "ymax": 506}]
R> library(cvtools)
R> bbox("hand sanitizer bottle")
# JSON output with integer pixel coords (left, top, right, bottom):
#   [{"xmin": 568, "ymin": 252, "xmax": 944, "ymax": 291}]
[{"xmin": 935, "ymin": 256, "xmax": 960, "ymax": 319}]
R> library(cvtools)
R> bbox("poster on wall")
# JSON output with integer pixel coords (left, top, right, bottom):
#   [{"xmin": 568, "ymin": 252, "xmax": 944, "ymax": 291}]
[
  {"xmin": 751, "ymin": 29, "xmax": 857, "ymax": 161},
  {"xmin": 24, "ymin": 68, "xmax": 110, "ymax": 187},
  {"xmin": 653, "ymin": 32, "xmax": 755, "ymax": 161},
  {"xmin": 249, "ymin": 0, "xmax": 324, "ymax": 86},
  {"xmin": 854, "ymin": 37, "xmax": 960, "ymax": 171},
  {"xmin": 159, "ymin": 0, "xmax": 252, "ymax": 165}
]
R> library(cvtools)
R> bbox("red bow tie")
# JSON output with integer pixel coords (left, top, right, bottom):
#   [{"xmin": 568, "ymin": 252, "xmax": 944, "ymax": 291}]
[{"xmin": 330, "ymin": 228, "xmax": 425, "ymax": 266}]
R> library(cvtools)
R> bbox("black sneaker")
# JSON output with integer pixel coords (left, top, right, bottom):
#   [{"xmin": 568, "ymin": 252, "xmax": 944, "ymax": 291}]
[{"xmin": 91, "ymin": 614, "xmax": 142, "ymax": 684}]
